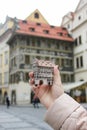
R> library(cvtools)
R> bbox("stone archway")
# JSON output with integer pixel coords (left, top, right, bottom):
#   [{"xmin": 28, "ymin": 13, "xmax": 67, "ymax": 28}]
[
  {"xmin": 3, "ymin": 91, "xmax": 8, "ymax": 104},
  {"xmin": 11, "ymin": 90, "xmax": 16, "ymax": 105}
]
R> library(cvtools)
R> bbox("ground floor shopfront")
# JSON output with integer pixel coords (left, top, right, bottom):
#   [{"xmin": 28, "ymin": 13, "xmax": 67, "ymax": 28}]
[{"xmin": 64, "ymin": 81, "xmax": 87, "ymax": 103}]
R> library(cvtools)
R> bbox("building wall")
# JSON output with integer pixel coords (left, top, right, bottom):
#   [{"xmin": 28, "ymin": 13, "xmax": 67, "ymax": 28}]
[
  {"xmin": 9, "ymin": 82, "xmax": 31, "ymax": 105},
  {"xmin": 61, "ymin": 1, "xmax": 87, "ymax": 82}
]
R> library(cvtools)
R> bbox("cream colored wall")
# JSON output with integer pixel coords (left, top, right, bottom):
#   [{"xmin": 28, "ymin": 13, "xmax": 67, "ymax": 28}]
[
  {"xmin": 26, "ymin": 9, "xmax": 49, "ymax": 24},
  {"xmin": 9, "ymin": 82, "xmax": 31, "ymax": 105}
]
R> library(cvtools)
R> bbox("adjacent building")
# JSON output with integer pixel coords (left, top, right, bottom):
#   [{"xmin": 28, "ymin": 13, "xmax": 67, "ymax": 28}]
[
  {"xmin": 0, "ymin": 17, "xmax": 15, "ymax": 103},
  {"xmin": 61, "ymin": 0, "xmax": 87, "ymax": 82},
  {"xmin": 61, "ymin": 0, "xmax": 87, "ymax": 102}
]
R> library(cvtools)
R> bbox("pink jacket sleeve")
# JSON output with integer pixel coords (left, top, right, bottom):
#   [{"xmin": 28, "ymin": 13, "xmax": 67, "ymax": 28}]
[{"xmin": 44, "ymin": 93, "xmax": 87, "ymax": 130}]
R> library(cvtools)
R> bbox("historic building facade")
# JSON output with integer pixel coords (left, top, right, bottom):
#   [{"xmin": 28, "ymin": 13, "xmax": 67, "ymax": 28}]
[{"xmin": 0, "ymin": 9, "xmax": 74, "ymax": 104}]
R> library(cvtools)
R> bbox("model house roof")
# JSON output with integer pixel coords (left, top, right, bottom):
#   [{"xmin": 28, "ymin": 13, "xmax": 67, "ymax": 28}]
[{"xmin": 33, "ymin": 59, "xmax": 54, "ymax": 67}]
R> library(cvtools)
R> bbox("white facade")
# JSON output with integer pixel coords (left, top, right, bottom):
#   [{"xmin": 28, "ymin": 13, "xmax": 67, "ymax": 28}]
[
  {"xmin": 61, "ymin": 0, "xmax": 87, "ymax": 81},
  {"xmin": 9, "ymin": 82, "xmax": 31, "ymax": 105}
]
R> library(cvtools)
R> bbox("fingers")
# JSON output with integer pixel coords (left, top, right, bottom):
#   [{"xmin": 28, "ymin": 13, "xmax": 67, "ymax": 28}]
[{"xmin": 53, "ymin": 65, "xmax": 62, "ymax": 86}]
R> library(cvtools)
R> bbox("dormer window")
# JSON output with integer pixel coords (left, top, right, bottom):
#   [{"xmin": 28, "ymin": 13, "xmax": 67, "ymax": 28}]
[
  {"xmin": 57, "ymin": 32, "xmax": 63, "ymax": 36},
  {"xmin": 22, "ymin": 20, "xmax": 27, "ymax": 23},
  {"xmin": 36, "ymin": 23, "xmax": 41, "ymax": 26},
  {"xmin": 78, "ymin": 16, "xmax": 81, "ymax": 20},
  {"xmin": 29, "ymin": 27, "xmax": 35, "ymax": 32},
  {"xmin": 34, "ymin": 12, "xmax": 39, "ymax": 19},
  {"xmin": 43, "ymin": 30, "xmax": 49, "ymax": 34}
]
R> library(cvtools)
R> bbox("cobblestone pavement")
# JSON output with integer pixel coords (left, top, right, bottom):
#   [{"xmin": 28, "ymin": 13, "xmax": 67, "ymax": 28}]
[{"xmin": 0, "ymin": 104, "xmax": 52, "ymax": 130}]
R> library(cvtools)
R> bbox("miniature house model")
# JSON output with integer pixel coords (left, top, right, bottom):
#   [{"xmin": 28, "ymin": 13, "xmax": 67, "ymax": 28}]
[{"xmin": 32, "ymin": 59, "xmax": 54, "ymax": 86}]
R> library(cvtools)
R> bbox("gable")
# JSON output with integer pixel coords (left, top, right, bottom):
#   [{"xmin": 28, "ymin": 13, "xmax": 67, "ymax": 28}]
[
  {"xmin": 25, "ymin": 9, "xmax": 49, "ymax": 24},
  {"xmin": 61, "ymin": 12, "xmax": 74, "ymax": 26},
  {"xmin": 75, "ymin": 0, "xmax": 87, "ymax": 12}
]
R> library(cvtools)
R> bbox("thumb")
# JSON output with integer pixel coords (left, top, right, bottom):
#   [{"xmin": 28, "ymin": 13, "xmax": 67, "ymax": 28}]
[{"xmin": 53, "ymin": 65, "xmax": 62, "ymax": 86}]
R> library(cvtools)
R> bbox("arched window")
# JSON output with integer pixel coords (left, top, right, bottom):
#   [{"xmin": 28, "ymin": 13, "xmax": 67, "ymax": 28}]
[{"xmin": 34, "ymin": 12, "xmax": 39, "ymax": 19}]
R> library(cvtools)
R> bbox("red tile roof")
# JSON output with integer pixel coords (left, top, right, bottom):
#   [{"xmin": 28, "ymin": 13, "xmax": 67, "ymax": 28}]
[{"xmin": 16, "ymin": 20, "xmax": 73, "ymax": 42}]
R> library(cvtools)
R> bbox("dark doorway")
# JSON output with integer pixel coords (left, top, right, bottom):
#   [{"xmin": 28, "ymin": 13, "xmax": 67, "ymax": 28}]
[{"xmin": 11, "ymin": 90, "xmax": 16, "ymax": 104}]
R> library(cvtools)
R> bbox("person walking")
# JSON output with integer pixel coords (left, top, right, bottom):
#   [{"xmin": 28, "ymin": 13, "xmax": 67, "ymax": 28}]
[
  {"xmin": 6, "ymin": 96, "xmax": 10, "ymax": 108},
  {"xmin": 33, "ymin": 95, "xmax": 39, "ymax": 108}
]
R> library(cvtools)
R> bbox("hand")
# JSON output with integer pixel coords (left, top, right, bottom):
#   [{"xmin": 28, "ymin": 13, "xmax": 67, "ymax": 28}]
[{"xmin": 29, "ymin": 65, "xmax": 64, "ymax": 109}]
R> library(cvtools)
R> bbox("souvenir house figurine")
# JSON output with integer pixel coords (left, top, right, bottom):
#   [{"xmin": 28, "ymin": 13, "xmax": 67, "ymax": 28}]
[{"xmin": 32, "ymin": 59, "xmax": 54, "ymax": 86}]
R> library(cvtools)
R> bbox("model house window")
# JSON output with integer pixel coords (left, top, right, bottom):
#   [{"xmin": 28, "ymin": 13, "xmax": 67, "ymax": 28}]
[{"xmin": 34, "ymin": 12, "xmax": 39, "ymax": 18}]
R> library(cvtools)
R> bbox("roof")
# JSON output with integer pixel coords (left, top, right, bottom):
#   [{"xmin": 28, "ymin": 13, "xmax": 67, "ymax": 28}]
[
  {"xmin": 33, "ymin": 59, "xmax": 54, "ymax": 67},
  {"xmin": 63, "ymin": 81, "xmax": 87, "ymax": 92},
  {"xmin": 15, "ymin": 20, "xmax": 73, "ymax": 42}
]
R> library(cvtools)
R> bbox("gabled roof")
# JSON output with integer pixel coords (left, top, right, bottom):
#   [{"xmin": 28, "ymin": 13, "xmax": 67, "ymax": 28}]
[
  {"xmin": 75, "ymin": 0, "xmax": 87, "ymax": 12},
  {"xmin": 61, "ymin": 12, "xmax": 74, "ymax": 26},
  {"xmin": 26, "ymin": 9, "xmax": 49, "ymax": 24},
  {"xmin": 15, "ymin": 19, "xmax": 73, "ymax": 42}
]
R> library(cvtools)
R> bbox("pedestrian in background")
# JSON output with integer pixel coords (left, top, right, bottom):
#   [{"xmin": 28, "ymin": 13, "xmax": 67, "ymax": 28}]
[
  {"xmin": 33, "ymin": 95, "xmax": 39, "ymax": 108},
  {"xmin": 6, "ymin": 96, "xmax": 10, "ymax": 108}
]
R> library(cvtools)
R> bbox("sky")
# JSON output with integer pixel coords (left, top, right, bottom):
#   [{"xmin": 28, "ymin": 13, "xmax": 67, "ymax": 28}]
[{"xmin": 0, "ymin": 0, "xmax": 80, "ymax": 26}]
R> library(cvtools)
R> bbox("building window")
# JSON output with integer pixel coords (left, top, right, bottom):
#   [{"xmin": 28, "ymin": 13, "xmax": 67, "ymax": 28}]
[
  {"xmin": 4, "ymin": 51, "xmax": 8, "ymax": 65},
  {"xmin": 79, "ymin": 36, "xmax": 82, "ymax": 44},
  {"xmin": 4, "ymin": 72, "xmax": 9, "ymax": 84},
  {"xmin": 67, "ymin": 24, "xmax": 70, "ymax": 29},
  {"xmin": 29, "ymin": 27, "xmax": 35, "ymax": 32},
  {"xmin": 0, "ymin": 54, "xmax": 2, "ymax": 66},
  {"xmin": 25, "ymin": 55, "xmax": 30, "ymax": 64},
  {"xmin": 34, "ymin": 12, "xmax": 39, "ymax": 19},
  {"xmin": 43, "ymin": 30, "xmax": 49, "ymax": 34},
  {"xmin": 80, "ymin": 56, "xmax": 83, "ymax": 67},
  {"xmin": 22, "ymin": 20, "xmax": 27, "ymax": 24},
  {"xmin": 76, "ymin": 56, "xmax": 83, "ymax": 69},
  {"xmin": 36, "ymin": 23, "xmax": 41, "ymax": 26},
  {"xmin": 37, "ymin": 40, "xmax": 41, "ymax": 47},
  {"xmin": 76, "ymin": 57, "xmax": 79, "ymax": 68},
  {"xmin": 74, "ymin": 35, "xmax": 82, "ymax": 47},
  {"xmin": 75, "ymin": 38, "xmax": 78, "ymax": 46},
  {"xmin": 0, "ymin": 73, "xmax": 2, "ymax": 85},
  {"xmin": 86, "ymin": 31, "xmax": 87, "ymax": 42},
  {"xmin": 78, "ymin": 16, "xmax": 81, "ymax": 20}
]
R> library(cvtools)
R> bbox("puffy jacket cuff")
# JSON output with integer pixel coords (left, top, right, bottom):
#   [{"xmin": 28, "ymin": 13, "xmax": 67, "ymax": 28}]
[{"xmin": 44, "ymin": 93, "xmax": 80, "ymax": 130}]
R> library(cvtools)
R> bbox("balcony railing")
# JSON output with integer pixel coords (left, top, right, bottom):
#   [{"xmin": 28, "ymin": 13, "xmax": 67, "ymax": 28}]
[{"xmin": 61, "ymin": 67, "xmax": 73, "ymax": 72}]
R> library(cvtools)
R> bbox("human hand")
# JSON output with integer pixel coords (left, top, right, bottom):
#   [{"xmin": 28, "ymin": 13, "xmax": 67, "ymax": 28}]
[{"xmin": 29, "ymin": 65, "xmax": 64, "ymax": 109}]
